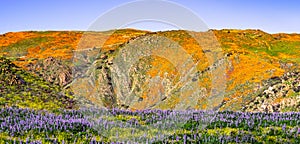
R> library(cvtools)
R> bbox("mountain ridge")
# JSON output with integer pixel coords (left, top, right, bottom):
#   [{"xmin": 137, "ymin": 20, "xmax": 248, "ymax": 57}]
[{"xmin": 0, "ymin": 29, "xmax": 299, "ymax": 111}]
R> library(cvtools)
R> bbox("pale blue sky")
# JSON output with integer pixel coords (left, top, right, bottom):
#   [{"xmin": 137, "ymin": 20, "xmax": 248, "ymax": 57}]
[{"xmin": 1, "ymin": 0, "xmax": 299, "ymax": 34}]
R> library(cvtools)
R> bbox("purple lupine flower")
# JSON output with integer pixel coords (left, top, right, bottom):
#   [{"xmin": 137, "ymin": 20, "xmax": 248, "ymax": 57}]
[
  {"xmin": 282, "ymin": 123, "xmax": 286, "ymax": 131},
  {"xmin": 183, "ymin": 134, "xmax": 187, "ymax": 144},
  {"xmin": 235, "ymin": 136, "xmax": 239, "ymax": 143}
]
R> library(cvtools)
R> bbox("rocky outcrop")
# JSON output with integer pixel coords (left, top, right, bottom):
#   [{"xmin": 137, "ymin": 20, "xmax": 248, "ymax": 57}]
[
  {"xmin": 243, "ymin": 72, "xmax": 300, "ymax": 112},
  {"xmin": 26, "ymin": 57, "xmax": 72, "ymax": 87},
  {"xmin": 70, "ymin": 49, "xmax": 117, "ymax": 109},
  {"xmin": 0, "ymin": 57, "xmax": 26, "ymax": 87},
  {"xmin": 0, "ymin": 57, "xmax": 76, "ymax": 109}
]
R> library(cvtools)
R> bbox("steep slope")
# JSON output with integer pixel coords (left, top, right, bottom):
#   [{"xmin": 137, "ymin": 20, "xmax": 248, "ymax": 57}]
[
  {"xmin": 0, "ymin": 57, "xmax": 76, "ymax": 109},
  {"xmin": 26, "ymin": 56, "xmax": 72, "ymax": 87},
  {"xmin": 213, "ymin": 29, "xmax": 299, "ymax": 111},
  {"xmin": 243, "ymin": 71, "xmax": 300, "ymax": 112}
]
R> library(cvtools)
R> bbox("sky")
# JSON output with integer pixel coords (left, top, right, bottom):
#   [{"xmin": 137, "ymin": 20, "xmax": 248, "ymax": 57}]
[{"xmin": 1, "ymin": 0, "xmax": 300, "ymax": 34}]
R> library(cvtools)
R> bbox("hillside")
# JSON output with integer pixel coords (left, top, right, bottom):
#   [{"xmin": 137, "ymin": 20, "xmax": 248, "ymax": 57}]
[
  {"xmin": 0, "ymin": 57, "xmax": 76, "ymax": 110},
  {"xmin": 214, "ymin": 29, "xmax": 299, "ymax": 111},
  {"xmin": 0, "ymin": 29, "xmax": 299, "ymax": 112}
]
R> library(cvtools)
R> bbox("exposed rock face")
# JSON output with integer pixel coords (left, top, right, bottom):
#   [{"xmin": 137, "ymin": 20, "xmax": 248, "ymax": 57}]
[
  {"xmin": 243, "ymin": 72, "xmax": 300, "ymax": 112},
  {"xmin": 70, "ymin": 49, "xmax": 117, "ymax": 109},
  {"xmin": 26, "ymin": 57, "xmax": 72, "ymax": 87},
  {"xmin": 90, "ymin": 51, "xmax": 117, "ymax": 109}
]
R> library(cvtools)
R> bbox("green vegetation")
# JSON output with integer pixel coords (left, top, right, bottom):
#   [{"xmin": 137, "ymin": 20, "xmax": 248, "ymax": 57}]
[
  {"xmin": 0, "ymin": 108, "xmax": 299, "ymax": 143},
  {"xmin": 0, "ymin": 57, "xmax": 75, "ymax": 110},
  {"xmin": 0, "ymin": 37, "xmax": 50, "ymax": 57},
  {"xmin": 269, "ymin": 41, "xmax": 300, "ymax": 56}
]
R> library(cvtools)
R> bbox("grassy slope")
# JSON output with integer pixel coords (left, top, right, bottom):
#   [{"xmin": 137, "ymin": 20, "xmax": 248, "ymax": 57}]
[
  {"xmin": 214, "ymin": 29, "xmax": 299, "ymax": 110},
  {"xmin": 0, "ymin": 57, "xmax": 75, "ymax": 110}
]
